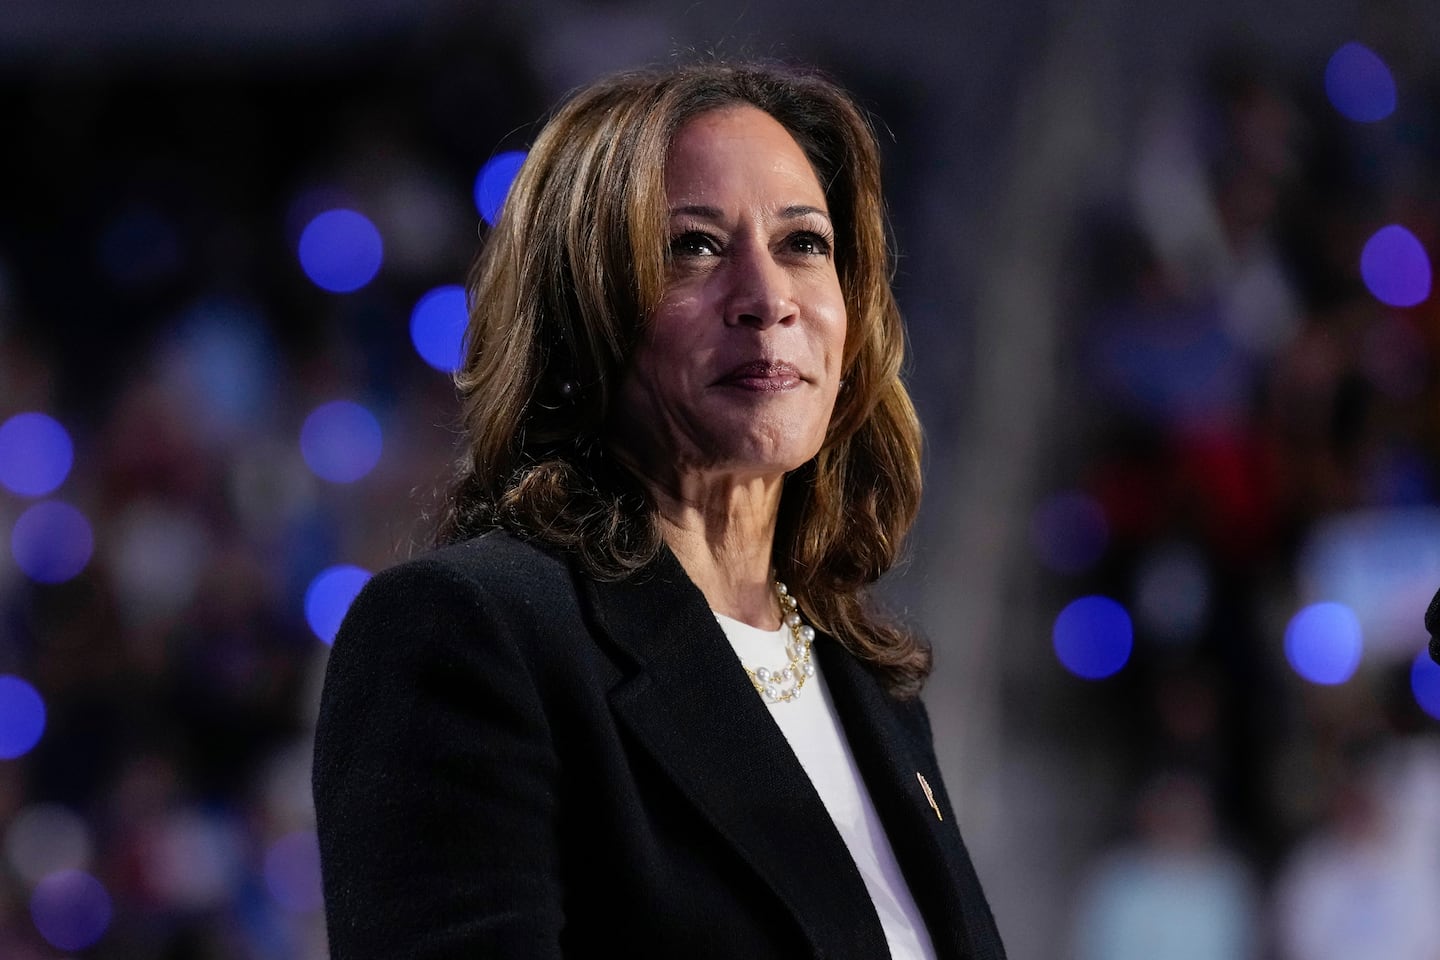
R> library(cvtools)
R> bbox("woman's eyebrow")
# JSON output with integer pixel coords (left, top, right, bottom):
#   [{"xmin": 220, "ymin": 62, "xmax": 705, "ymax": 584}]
[
  {"xmin": 667, "ymin": 204, "xmax": 831, "ymax": 222},
  {"xmin": 668, "ymin": 204, "xmax": 724, "ymax": 219},
  {"xmin": 780, "ymin": 204, "xmax": 831, "ymax": 222}
]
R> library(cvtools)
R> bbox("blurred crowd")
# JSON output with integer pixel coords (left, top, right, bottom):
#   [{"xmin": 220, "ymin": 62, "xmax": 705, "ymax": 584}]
[
  {"xmin": 0, "ymin": 23, "xmax": 548, "ymax": 958},
  {"xmin": 0, "ymin": 18, "xmax": 1438, "ymax": 960},
  {"xmin": 1053, "ymin": 47, "xmax": 1440, "ymax": 959}
]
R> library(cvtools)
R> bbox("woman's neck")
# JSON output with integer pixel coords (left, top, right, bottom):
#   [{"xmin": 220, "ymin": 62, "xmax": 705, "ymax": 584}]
[{"xmin": 651, "ymin": 473, "xmax": 783, "ymax": 630}]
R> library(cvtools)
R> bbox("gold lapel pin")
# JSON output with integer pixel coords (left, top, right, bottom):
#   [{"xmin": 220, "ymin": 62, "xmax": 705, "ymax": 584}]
[{"xmin": 916, "ymin": 772, "xmax": 943, "ymax": 821}]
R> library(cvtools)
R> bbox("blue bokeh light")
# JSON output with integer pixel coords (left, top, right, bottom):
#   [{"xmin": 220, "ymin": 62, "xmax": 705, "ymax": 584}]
[
  {"xmin": 1412, "ymin": 650, "xmax": 1440, "ymax": 722},
  {"xmin": 474, "ymin": 151, "xmax": 527, "ymax": 226},
  {"xmin": 297, "ymin": 209, "xmax": 383, "ymax": 293},
  {"xmin": 1324, "ymin": 42, "xmax": 1397, "ymax": 123},
  {"xmin": 1053, "ymin": 595, "xmax": 1133, "ymax": 680},
  {"xmin": 0, "ymin": 676, "xmax": 46, "ymax": 760},
  {"xmin": 12, "ymin": 501, "xmax": 94, "ymax": 584},
  {"xmin": 30, "ymin": 869, "xmax": 112, "ymax": 952},
  {"xmin": 264, "ymin": 830, "xmax": 324, "ymax": 913},
  {"xmin": 0, "ymin": 413, "xmax": 74, "ymax": 497},
  {"xmin": 299, "ymin": 401, "xmax": 383, "ymax": 484},
  {"xmin": 1361, "ymin": 225, "xmax": 1432, "ymax": 308},
  {"xmin": 410, "ymin": 285, "xmax": 470, "ymax": 372},
  {"xmin": 305, "ymin": 565, "xmax": 371, "ymax": 644},
  {"xmin": 1284, "ymin": 602, "xmax": 1363, "ymax": 685},
  {"xmin": 1029, "ymin": 490, "xmax": 1109, "ymax": 575}
]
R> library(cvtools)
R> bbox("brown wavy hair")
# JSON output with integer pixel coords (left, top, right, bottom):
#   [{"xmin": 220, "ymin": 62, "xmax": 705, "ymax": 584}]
[{"xmin": 436, "ymin": 61, "xmax": 929, "ymax": 696}]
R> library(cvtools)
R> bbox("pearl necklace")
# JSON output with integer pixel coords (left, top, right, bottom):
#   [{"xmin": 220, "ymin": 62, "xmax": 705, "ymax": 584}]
[{"xmin": 742, "ymin": 580, "xmax": 817, "ymax": 704}]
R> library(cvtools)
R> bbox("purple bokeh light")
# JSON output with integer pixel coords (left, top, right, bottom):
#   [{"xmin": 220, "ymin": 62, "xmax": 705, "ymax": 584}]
[
  {"xmin": 474, "ymin": 151, "xmax": 527, "ymax": 226},
  {"xmin": 1360, "ymin": 225, "xmax": 1431, "ymax": 308},
  {"xmin": 1053, "ymin": 595, "xmax": 1133, "ymax": 680},
  {"xmin": 30, "ymin": 869, "xmax": 112, "ymax": 952},
  {"xmin": 410, "ymin": 285, "xmax": 469, "ymax": 373},
  {"xmin": 305, "ymin": 565, "xmax": 372, "ymax": 644},
  {"xmin": 264, "ymin": 830, "xmax": 324, "ymax": 913},
  {"xmin": 1324, "ymin": 42, "xmax": 1397, "ymax": 123},
  {"xmin": 11, "ymin": 501, "xmax": 94, "ymax": 584},
  {"xmin": 0, "ymin": 676, "xmax": 46, "ymax": 760},
  {"xmin": 297, "ymin": 209, "xmax": 383, "ymax": 293},
  {"xmin": 1284, "ymin": 602, "xmax": 1363, "ymax": 685},
  {"xmin": 1412, "ymin": 650, "xmax": 1440, "ymax": 721},
  {"xmin": 299, "ymin": 401, "xmax": 382, "ymax": 484},
  {"xmin": 0, "ymin": 413, "xmax": 74, "ymax": 497}
]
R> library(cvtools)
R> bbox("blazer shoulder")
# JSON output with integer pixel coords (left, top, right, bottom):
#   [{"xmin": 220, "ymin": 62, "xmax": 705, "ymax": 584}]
[
  {"xmin": 367, "ymin": 530, "xmax": 574, "ymax": 606},
  {"xmin": 328, "ymin": 531, "xmax": 585, "ymax": 678}
]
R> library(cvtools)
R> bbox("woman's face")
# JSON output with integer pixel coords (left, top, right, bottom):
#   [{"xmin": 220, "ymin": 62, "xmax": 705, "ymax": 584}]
[{"xmin": 611, "ymin": 105, "xmax": 847, "ymax": 491}]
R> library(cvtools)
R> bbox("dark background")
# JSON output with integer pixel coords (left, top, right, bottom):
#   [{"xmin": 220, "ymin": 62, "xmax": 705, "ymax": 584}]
[{"xmin": 3, "ymin": 1, "xmax": 1440, "ymax": 957}]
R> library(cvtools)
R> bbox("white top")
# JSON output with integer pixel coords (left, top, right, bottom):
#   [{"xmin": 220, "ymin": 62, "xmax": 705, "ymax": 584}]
[{"xmin": 715, "ymin": 612, "xmax": 938, "ymax": 960}]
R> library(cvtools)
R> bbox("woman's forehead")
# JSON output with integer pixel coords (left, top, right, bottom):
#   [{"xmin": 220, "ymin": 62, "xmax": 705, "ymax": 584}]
[{"xmin": 664, "ymin": 106, "xmax": 827, "ymax": 211}]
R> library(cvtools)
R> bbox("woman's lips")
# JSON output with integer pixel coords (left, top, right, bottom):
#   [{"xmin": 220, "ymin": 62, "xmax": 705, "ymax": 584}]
[{"xmin": 714, "ymin": 360, "xmax": 803, "ymax": 391}]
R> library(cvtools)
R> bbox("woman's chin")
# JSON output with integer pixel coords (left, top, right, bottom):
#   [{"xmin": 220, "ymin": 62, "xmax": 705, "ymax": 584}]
[{"xmin": 683, "ymin": 431, "xmax": 823, "ymax": 481}]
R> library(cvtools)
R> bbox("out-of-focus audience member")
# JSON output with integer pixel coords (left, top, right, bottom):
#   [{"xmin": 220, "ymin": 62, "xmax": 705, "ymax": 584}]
[
  {"xmin": 1071, "ymin": 770, "xmax": 1261, "ymax": 960},
  {"xmin": 1273, "ymin": 738, "xmax": 1440, "ymax": 960}
]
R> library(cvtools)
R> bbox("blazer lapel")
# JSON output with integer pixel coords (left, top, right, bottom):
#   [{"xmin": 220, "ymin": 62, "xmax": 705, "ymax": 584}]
[
  {"xmin": 575, "ymin": 551, "xmax": 890, "ymax": 958},
  {"xmin": 817, "ymin": 642, "xmax": 1006, "ymax": 960}
]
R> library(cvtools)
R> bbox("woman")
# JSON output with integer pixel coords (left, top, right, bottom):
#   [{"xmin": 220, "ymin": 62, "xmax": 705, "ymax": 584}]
[{"xmin": 313, "ymin": 61, "xmax": 1007, "ymax": 959}]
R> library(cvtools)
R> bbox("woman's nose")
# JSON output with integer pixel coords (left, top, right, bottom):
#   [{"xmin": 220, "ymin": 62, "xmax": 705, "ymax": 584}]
[{"xmin": 724, "ymin": 245, "xmax": 798, "ymax": 329}]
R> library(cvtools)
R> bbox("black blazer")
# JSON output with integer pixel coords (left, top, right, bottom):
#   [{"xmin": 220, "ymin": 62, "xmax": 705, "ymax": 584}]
[{"xmin": 313, "ymin": 532, "xmax": 1006, "ymax": 959}]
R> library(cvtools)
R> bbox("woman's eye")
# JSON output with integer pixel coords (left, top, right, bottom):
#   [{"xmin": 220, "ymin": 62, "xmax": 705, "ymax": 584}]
[
  {"xmin": 669, "ymin": 231, "xmax": 719, "ymax": 258},
  {"xmin": 789, "ymin": 231, "xmax": 833, "ymax": 256}
]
